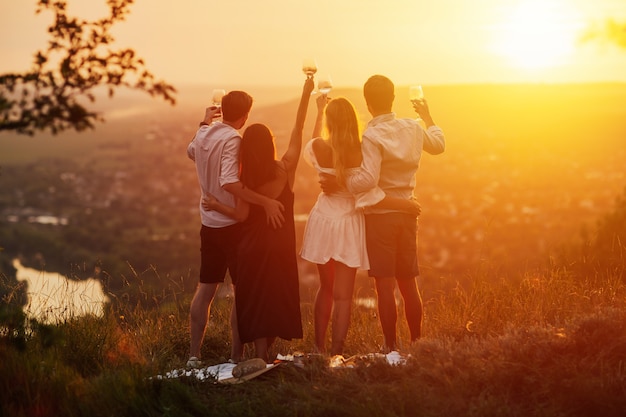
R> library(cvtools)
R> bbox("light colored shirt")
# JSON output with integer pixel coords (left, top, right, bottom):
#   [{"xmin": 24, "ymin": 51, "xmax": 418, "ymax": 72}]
[
  {"xmin": 303, "ymin": 138, "xmax": 386, "ymax": 208},
  {"xmin": 346, "ymin": 113, "xmax": 445, "ymax": 214},
  {"xmin": 187, "ymin": 122, "xmax": 241, "ymax": 227}
]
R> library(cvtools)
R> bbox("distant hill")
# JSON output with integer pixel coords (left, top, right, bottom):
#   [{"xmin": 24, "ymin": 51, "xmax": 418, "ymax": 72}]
[
  {"xmin": 2, "ymin": 82, "xmax": 624, "ymax": 165},
  {"xmin": 1, "ymin": 82, "xmax": 625, "ymax": 290}
]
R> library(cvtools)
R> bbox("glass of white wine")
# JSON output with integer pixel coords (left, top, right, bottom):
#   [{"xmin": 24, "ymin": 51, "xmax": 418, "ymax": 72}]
[
  {"xmin": 212, "ymin": 89, "xmax": 226, "ymax": 108},
  {"xmin": 409, "ymin": 85, "xmax": 424, "ymax": 120},
  {"xmin": 318, "ymin": 74, "xmax": 333, "ymax": 95},
  {"xmin": 211, "ymin": 89, "xmax": 226, "ymax": 120},
  {"xmin": 302, "ymin": 58, "xmax": 318, "ymax": 78},
  {"xmin": 409, "ymin": 85, "xmax": 424, "ymax": 103}
]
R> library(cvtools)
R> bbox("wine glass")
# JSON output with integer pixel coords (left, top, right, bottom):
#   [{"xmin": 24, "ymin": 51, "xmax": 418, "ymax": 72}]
[
  {"xmin": 211, "ymin": 89, "xmax": 226, "ymax": 120},
  {"xmin": 409, "ymin": 85, "xmax": 424, "ymax": 103},
  {"xmin": 212, "ymin": 89, "xmax": 226, "ymax": 108},
  {"xmin": 318, "ymin": 74, "xmax": 333, "ymax": 95},
  {"xmin": 302, "ymin": 58, "xmax": 318, "ymax": 78},
  {"xmin": 409, "ymin": 85, "xmax": 424, "ymax": 120}
]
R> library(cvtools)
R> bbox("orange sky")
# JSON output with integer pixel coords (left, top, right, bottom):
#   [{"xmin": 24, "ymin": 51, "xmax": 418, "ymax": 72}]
[{"xmin": 1, "ymin": 0, "xmax": 626, "ymax": 89}]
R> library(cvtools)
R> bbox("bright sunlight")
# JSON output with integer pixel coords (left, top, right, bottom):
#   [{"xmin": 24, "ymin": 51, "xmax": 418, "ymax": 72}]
[{"xmin": 492, "ymin": 0, "xmax": 584, "ymax": 70}]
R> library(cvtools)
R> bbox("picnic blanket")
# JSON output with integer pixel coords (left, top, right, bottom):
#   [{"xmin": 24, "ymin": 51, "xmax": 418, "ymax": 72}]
[
  {"xmin": 157, "ymin": 361, "xmax": 278, "ymax": 384},
  {"xmin": 156, "ymin": 351, "xmax": 407, "ymax": 384}
]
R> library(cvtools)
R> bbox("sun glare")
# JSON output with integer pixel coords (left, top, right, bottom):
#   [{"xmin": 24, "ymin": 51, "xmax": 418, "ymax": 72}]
[{"xmin": 492, "ymin": 0, "xmax": 583, "ymax": 70}]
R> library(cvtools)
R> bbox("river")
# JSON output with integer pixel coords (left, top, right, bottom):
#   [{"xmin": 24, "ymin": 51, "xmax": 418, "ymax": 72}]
[{"xmin": 13, "ymin": 259, "xmax": 109, "ymax": 324}]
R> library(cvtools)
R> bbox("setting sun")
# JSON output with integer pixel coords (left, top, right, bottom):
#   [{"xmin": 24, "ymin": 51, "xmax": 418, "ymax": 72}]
[{"xmin": 492, "ymin": 0, "xmax": 584, "ymax": 70}]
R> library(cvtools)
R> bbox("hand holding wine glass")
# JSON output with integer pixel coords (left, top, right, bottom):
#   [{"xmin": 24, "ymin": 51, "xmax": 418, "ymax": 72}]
[
  {"xmin": 302, "ymin": 58, "xmax": 318, "ymax": 79},
  {"xmin": 212, "ymin": 89, "xmax": 226, "ymax": 107},
  {"xmin": 409, "ymin": 85, "xmax": 425, "ymax": 119},
  {"xmin": 211, "ymin": 88, "xmax": 226, "ymax": 120},
  {"xmin": 302, "ymin": 75, "xmax": 315, "ymax": 97},
  {"xmin": 318, "ymin": 74, "xmax": 333, "ymax": 95},
  {"xmin": 409, "ymin": 85, "xmax": 424, "ymax": 103}
]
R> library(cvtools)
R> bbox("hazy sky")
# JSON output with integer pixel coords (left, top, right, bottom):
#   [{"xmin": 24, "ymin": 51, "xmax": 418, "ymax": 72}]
[{"xmin": 1, "ymin": 0, "xmax": 626, "ymax": 89}]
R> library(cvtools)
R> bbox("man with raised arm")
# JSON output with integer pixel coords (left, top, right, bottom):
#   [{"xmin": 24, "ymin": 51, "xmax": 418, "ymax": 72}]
[
  {"xmin": 186, "ymin": 91, "xmax": 284, "ymax": 367},
  {"xmin": 344, "ymin": 75, "xmax": 445, "ymax": 352}
]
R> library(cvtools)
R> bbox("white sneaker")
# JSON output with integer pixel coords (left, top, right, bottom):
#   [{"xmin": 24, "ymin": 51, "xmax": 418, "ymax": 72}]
[{"xmin": 186, "ymin": 356, "xmax": 202, "ymax": 368}]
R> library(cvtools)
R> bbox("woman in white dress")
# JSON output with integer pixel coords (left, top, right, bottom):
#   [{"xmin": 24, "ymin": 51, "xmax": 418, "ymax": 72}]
[{"xmin": 300, "ymin": 95, "xmax": 420, "ymax": 356}]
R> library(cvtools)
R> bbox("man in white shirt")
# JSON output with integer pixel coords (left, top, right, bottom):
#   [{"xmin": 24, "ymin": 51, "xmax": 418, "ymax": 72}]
[
  {"xmin": 186, "ymin": 91, "xmax": 284, "ymax": 367},
  {"xmin": 345, "ymin": 75, "xmax": 445, "ymax": 352}
]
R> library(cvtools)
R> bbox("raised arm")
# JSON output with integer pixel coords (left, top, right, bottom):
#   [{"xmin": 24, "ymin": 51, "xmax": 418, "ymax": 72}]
[
  {"xmin": 187, "ymin": 106, "xmax": 222, "ymax": 161},
  {"xmin": 281, "ymin": 76, "xmax": 315, "ymax": 173},
  {"xmin": 413, "ymin": 98, "xmax": 445, "ymax": 155},
  {"xmin": 312, "ymin": 93, "xmax": 328, "ymax": 138},
  {"xmin": 412, "ymin": 98, "xmax": 436, "ymax": 128}
]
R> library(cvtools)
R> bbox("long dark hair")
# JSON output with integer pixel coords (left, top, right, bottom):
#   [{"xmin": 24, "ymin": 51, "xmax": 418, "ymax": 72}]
[{"xmin": 239, "ymin": 123, "xmax": 277, "ymax": 190}]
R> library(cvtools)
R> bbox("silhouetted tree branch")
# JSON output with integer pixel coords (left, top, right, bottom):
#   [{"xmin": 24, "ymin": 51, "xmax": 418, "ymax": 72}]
[{"xmin": 0, "ymin": 0, "xmax": 176, "ymax": 136}]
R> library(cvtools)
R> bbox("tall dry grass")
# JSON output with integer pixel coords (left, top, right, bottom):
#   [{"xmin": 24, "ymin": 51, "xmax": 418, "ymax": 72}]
[{"xmin": 2, "ymin": 260, "xmax": 625, "ymax": 416}]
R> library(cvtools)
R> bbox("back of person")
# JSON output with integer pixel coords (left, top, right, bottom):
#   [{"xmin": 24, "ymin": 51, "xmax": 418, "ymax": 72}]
[
  {"xmin": 228, "ymin": 78, "xmax": 313, "ymax": 361},
  {"xmin": 305, "ymin": 139, "xmax": 355, "ymax": 199},
  {"xmin": 236, "ymin": 181, "xmax": 301, "ymax": 344},
  {"xmin": 188, "ymin": 122, "xmax": 240, "ymax": 227},
  {"xmin": 357, "ymin": 73, "xmax": 445, "ymax": 352},
  {"xmin": 362, "ymin": 115, "xmax": 424, "ymax": 209}
]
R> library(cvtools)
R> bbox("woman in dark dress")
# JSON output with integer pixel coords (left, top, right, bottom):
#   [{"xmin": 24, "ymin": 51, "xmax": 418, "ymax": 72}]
[{"xmin": 204, "ymin": 77, "xmax": 314, "ymax": 361}]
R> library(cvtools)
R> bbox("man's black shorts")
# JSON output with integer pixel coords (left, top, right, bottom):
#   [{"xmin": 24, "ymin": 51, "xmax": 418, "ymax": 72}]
[{"xmin": 199, "ymin": 223, "xmax": 241, "ymax": 284}]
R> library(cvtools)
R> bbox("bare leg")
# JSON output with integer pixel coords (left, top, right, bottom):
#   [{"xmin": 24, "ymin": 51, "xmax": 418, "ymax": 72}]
[
  {"xmin": 396, "ymin": 277, "xmax": 423, "ymax": 341},
  {"xmin": 189, "ymin": 282, "xmax": 219, "ymax": 359},
  {"xmin": 230, "ymin": 290, "xmax": 243, "ymax": 362},
  {"xmin": 314, "ymin": 260, "xmax": 335, "ymax": 354},
  {"xmin": 330, "ymin": 262, "xmax": 356, "ymax": 356},
  {"xmin": 266, "ymin": 336, "xmax": 276, "ymax": 359},
  {"xmin": 254, "ymin": 337, "xmax": 272, "ymax": 363},
  {"xmin": 374, "ymin": 276, "xmax": 397, "ymax": 352}
]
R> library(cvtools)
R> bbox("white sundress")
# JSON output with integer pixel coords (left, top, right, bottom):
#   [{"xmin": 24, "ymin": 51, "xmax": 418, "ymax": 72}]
[{"xmin": 299, "ymin": 139, "xmax": 383, "ymax": 270}]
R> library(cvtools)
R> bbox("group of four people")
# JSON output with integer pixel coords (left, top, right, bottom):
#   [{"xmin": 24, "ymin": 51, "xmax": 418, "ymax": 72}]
[{"xmin": 186, "ymin": 74, "xmax": 445, "ymax": 366}]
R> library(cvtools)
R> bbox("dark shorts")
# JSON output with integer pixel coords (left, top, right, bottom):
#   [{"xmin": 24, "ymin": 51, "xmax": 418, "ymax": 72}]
[
  {"xmin": 365, "ymin": 213, "xmax": 419, "ymax": 279},
  {"xmin": 199, "ymin": 223, "xmax": 241, "ymax": 284}
]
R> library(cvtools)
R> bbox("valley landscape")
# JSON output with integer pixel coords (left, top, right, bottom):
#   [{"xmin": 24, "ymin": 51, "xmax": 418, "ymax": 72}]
[
  {"xmin": 1, "ymin": 83, "xmax": 624, "ymax": 295},
  {"xmin": 1, "ymin": 82, "xmax": 625, "ymax": 417}
]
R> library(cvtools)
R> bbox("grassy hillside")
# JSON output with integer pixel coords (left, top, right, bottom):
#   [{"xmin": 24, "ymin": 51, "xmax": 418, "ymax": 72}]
[
  {"xmin": 1, "ymin": 82, "xmax": 625, "ymax": 416},
  {"xmin": 1, "ymin": 262, "xmax": 625, "ymax": 416}
]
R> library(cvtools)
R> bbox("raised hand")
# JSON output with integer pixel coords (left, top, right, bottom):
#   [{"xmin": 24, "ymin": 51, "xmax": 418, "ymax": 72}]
[
  {"xmin": 202, "ymin": 106, "xmax": 222, "ymax": 125},
  {"xmin": 316, "ymin": 93, "xmax": 330, "ymax": 112},
  {"xmin": 303, "ymin": 75, "xmax": 315, "ymax": 96}
]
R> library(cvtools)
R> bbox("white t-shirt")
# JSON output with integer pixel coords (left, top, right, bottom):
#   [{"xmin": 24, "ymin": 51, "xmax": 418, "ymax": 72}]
[
  {"xmin": 187, "ymin": 122, "xmax": 241, "ymax": 228},
  {"xmin": 346, "ymin": 113, "xmax": 445, "ymax": 214}
]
